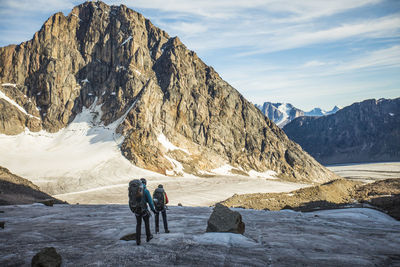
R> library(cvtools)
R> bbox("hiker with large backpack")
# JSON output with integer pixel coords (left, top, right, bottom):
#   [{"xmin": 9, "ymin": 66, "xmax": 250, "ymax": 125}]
[
  {"xmin": 128, "ymin": 178, "xmax": 156, "ymax": 245},
  {"xmin": 153, "ymin": 184, "xmax": 170, "ymax": 234}
]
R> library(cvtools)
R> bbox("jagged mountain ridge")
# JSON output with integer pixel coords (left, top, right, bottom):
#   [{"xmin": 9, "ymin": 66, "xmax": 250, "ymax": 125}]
[
  {"xmin": 305, "ymin": 106, "xmax": 340, "ymax": 117},
  {"xmin": 256, "ymin": 102, "xmax": 340, "ymax": 127},
  {"xmin": 0, "ymin": 1, "xmax": 337, "ymax": 182},
  {"xmin": 283, "ymin": 98, "xmax": 400, "ymax": 164}
]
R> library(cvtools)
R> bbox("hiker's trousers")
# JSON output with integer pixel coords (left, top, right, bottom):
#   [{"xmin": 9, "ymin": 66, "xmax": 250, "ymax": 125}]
[
  {"xmin": 155, "ymin": 209, "xmax": 168, "ymax": 232},
  {"xmin": 135, "ymin": 213, "xmax": 151, "ymax": 243}
]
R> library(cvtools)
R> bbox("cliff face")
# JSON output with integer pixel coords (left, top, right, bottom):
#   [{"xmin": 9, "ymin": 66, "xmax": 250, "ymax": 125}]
[
  {"xmin": 0, "ymin": 1, "xmax": 337, "ymax": 182},
  {"xmin": 283, "ymin": 98, "xmax": 400, "ymax": 164}
]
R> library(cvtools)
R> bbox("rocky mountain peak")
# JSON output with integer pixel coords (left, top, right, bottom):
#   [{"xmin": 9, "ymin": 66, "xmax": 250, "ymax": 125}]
[
  {"xmin": 0, "ymin": 2, "xmax": 338, "ymax": 182},
  {"xmin": 283, "ymin": 97, "xmax": 400, "ymax": 164}
]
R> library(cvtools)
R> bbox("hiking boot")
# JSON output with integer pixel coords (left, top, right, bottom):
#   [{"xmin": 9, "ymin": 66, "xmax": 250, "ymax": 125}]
[
  {"xmin": 136, "ymin": 240, "xmax": 141, "ymax": 246},
  {"xmin": 165, "ymin": 230, "xmax": 170, "ymax": 233},
  {"xmin": 155, "ymin": 227, "xmax": 159, "ymax": 234},
  {"xmin": 146, "ymin": 234, "xmax": 153, "ymax": 242}
]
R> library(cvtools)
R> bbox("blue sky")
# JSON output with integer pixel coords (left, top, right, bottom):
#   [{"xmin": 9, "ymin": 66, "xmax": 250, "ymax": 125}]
[{"xmin": 0, "ymin": 0, "xmax": 399, "ymax": 111}]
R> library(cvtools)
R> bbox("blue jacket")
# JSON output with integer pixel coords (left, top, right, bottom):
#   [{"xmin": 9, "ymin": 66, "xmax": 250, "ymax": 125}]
[{"xmin": 143, "ymin": 185, "xmax": 155, "ymax": 211}]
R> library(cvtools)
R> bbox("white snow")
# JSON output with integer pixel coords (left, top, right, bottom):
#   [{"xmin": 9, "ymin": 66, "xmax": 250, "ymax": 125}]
[
  {"xmin": 248, "ymin": 169, "xmax": 277, "ymax": 179},
  {"xmin": 192, "ymin": 232, "xmax": 258, "ymax": 247},
  {"xmin": 210, "ymin": 164, "xmax": 277, "ymax": 179},
  {"xmin": 120, "ymin": 36, "xmax": 132, "ymax": 46},
  {"xmin": 157, "ymin": 133, "xmax": 190, "ymax": 154},
  {"xmin": 210, "ymin": 164, "xmax": 234, "ymax": 176},
  {"xmin": 0, "ymin": 99, "xmax": 159, "ymax": 195},
  {"xmin": 1, "ymin": 83, "xmax": 16, "ymax": 87},
  {"xmin": 111, "ymin": 92, "xmax": 116, "ymax": 95},
  {"xmin": 274, "ymin": 103, "xmax": 291, "ymax": 127},
  {"xmin": 88, "ymin": 93, "xmax": 93, "ymax": 96},
  {"xmin": 116, "ymin": 65, "xmax": 126, "ymax": 71},
  {"xmin": 81, "ymin": 78, "xmax": 89, "ymax": 83},
  {"xmin": 327, "ymin": 162, "xmax": 400, "ymax": 182},
  {"xmin": 314, "ymin": 208, "xmax": 397, "ymax": 223},
  {"xmin": 389, "ymin": 113, "xmax": 395, "ymax": 116},
  {"xmin": 0, "ymin": 89, "xmax": 40, "ymax": 120},
  {"xmin": 164, "ymin": 155, "xmax": 186, "ymax": 176}
]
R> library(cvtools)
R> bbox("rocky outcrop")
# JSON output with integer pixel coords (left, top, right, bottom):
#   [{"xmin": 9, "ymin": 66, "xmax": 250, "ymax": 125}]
[
  {"xmin": 0, "ymin": 1, "xmax": 338, "ymax": 182},
  {"xmin": 283, "ymin": 98, "xmax": 400, "ymax": 164},
  {"xmin": 206, "ymin": 203, "xmax": 245, "ymax": 234},
  {"xmin": 31, "ymin": 247, "xmax": 62, "ymax": 267},
  {"xmin": 221, "ymin": 178, "xmax": 400, "ymax": 220},
  {"xmin": 120, "ymin": 233, "xmax": 136, "ymax": 241},
  {"xmin": 0, "ymin": 166, "xmax": 64, "ymax": 205}
]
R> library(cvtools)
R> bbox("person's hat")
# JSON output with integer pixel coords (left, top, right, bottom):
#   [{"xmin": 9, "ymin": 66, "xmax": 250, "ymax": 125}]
[
  {"xmin": 158, "ymin": 184, "xmax": 163, "ymax": 188},
  {"xmin": 140, "ymin": 178, "xmax": 147, "ymax": 185}
]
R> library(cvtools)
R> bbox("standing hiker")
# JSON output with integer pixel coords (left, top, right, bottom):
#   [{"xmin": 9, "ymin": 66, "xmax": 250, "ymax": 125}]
[
  {"xmin": 128, "ymin": 178, "xmax": 156, "ymax": 245},
  {"xmin": 153, "ymin": 184, "xmax": 170, "ymax": 234}
]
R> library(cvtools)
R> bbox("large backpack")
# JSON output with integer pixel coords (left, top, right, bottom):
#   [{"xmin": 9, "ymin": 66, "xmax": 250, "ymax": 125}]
[
  {"xmin": 153, "ymin": 188, "xmax": 165, "ymax": 211},
  {"xmin": 128, "ymin": 179, "xmax": 147, "ymax": 214}
]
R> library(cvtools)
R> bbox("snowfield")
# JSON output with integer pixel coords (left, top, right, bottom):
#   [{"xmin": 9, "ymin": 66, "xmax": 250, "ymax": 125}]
[
  {"xmin": 1, "ymin": 205, "xmax": 399, "ymax": 266},
  {"xmin": 0, "ymin": 100, "xmax": 159, "ymax": 196},
  {"xmin": 0, "ymin": 100, "xmax": 306, "ymax": 206},
  {"xmin": 327, "ymin": 162, "xmax": 400, "ymax": 182}
]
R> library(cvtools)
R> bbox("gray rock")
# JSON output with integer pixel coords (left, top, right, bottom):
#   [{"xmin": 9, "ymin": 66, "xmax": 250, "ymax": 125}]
[
  {"xmin": 38, "ymin": 199, "xmax": 55, "ymax": 207},
  {"xmin": 31, "ymin": 247, "xmax": 62, "ymax": 267},
  {"xmin": 120, "ymin": 233, "xmax": 136, "ymax": 241},
  {"xmin": 206, "ymin": 203, "xmax": 245, "ymax": 234}
]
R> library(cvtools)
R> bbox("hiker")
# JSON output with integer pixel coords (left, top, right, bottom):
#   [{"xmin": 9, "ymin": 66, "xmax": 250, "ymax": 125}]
[
  {"xmin": 128, "ymin": 178, "xmax": 156, "ymax": 245},
  {"xmin": 153, "ymin": 184, "xmax": 170, "ymax": 234}
]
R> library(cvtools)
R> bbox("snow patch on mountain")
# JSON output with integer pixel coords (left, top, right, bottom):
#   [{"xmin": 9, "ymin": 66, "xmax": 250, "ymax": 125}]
[
  {"xmin": 0, "ymin": 88, "xmax": 40, "ymax": 120},
  {"xmin": 0, "ymin": 100, "xmax": 160, "ymax": 195},
  {"xmin": 158, "ymin": 133, "xmax": 190, "ymax": 154}
]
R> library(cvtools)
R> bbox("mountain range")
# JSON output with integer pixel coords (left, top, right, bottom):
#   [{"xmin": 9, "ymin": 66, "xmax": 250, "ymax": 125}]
[
  {"xmin": 0, "ymin": 1, "xmax": 337, "ymax": 189},
  {"xmin": 283, "ymin": 98, "xmax": 400, "ymax": 164},
  {"xmin": 255, "ymin": 102, "xmax": 340, "ymax": 127}
]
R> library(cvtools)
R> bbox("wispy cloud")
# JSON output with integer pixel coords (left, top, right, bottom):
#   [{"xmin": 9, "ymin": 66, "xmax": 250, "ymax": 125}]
[
  {"xmin": 233, "ymin": 14, "xmax": 400, "ymax": 56},
  {"xmin": 338, "ymin": 45, "xmax": 400, "ymax": 71},
  {"xmin": 0, "ymin": 0, "xmax": 398, "ymax": 110}
]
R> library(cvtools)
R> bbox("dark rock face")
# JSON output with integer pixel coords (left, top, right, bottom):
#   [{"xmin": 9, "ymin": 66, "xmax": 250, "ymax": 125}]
[
  {"xmin": 283, "ymin": 98, "xmax": 400, "ymax": 164},
  {"xmin": 0, "ymin": 1, "xmax": 338, "ymax": 182},
  {"xmin": 31, "ymin": 247, "xmax": 62, "ymax": 267},
  {"xmin": 38, "ymin": 199, "xmax": 55, "ymax": 207},
  {"xmin": 206, "ymin": 203, "xmax": 245, "ymax": 234},
  {"xmin": 120, "ymin": 233, "xmax": 136, "ymax": 241},
  {"xmin": 0, "ymin": 166, "xmax": 64, "ymax": 205},
  {"xmin": 0, "ymin": 221, "xmax": 4, "ymax": 229}
]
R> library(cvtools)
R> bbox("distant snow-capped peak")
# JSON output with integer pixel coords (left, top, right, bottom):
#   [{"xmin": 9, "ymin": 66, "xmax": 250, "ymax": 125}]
[{"xmin": 256, "ymin": 102, "xmax": 340, "ymax": 127}]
